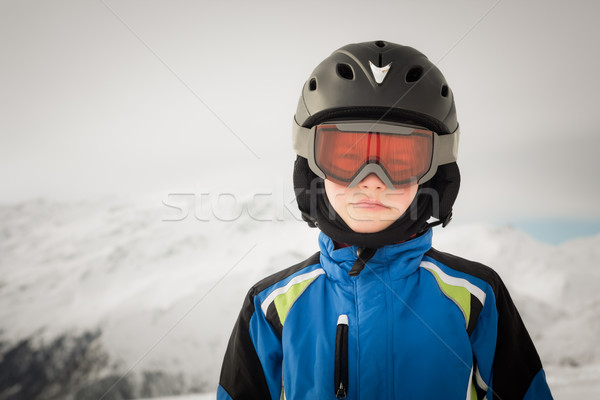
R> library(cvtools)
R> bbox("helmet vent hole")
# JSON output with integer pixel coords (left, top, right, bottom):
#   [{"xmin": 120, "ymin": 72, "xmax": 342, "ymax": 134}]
[
  {"xmin": 405, "ymin": 66, "xmax": 423, "ymax": 83},
  {"xmin": 309, "ymin": 78, "xmax": 317, "ymax": 91},
  {"xmin": 336, "ymin": 63, "xmax": 354, "ymax": 80},
  {"xmin": 441, "ymin": 84, "xmax": 449, "ymax": 97},
  {"xmin": 375, "ymin": 40, "xmax": 386, "ymax": 48}
]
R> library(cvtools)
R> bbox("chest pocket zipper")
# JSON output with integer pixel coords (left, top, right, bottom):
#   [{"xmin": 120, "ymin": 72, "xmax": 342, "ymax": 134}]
[{"xmin": 334, "ymin": 314, "xmax": 349, "ymax": 399}]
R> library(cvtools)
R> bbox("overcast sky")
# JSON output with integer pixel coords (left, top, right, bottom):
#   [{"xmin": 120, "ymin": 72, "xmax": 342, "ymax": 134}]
[{"xmin": 1, "ymin": 0, "xmax": 599, "ymax": 238}]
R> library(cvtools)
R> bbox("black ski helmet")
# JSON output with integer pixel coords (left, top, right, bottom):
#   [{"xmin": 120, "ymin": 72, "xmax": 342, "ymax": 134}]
[{"xmin": 293, "ymin": 40, "xmax": 461, "ymax": 247}]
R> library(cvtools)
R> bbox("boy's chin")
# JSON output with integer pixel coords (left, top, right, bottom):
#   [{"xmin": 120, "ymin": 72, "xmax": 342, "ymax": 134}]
[
  {"xmin": 345, "ymin": 219, "xmax": 398, "ymax": 234},
  {"xmin": 344, "ymin": 210, "xmax": 401, "ymax": 234}
]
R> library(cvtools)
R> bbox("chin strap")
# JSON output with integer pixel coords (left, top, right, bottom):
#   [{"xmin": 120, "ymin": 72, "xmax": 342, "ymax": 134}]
[
  {"xmin": 301, "ymin": 211, "xmax": 319, "ymax": 228},
  {"xmin": 422, "ymin": 212, "xmax": 453, "ymax": 231},
  {"xmin": 348, "ymin": 247, "xmax": 378, "ymax": 276}
]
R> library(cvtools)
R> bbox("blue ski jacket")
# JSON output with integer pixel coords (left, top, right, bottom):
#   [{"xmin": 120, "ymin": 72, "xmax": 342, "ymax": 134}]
[{"xmin": 218, "ymin": 229, "xmax": 554, "ymax": 399}]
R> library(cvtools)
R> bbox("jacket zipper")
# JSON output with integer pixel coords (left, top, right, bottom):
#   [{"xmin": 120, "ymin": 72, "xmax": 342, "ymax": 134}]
[{"xmin": 334, "ymin": 314, "xmax": 349, "ymax": 399}]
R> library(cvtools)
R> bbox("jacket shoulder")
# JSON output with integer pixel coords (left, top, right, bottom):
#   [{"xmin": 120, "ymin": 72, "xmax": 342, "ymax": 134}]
[
  {"xmin": 247, "ymin": 251, "xmax": 322, "ymax": 336},
  {"xmin": 424, "ymin": 247, "xmax": 508, "ymax": 335},
  {"xmin": 250, "ymin": 251, "xmax": 322, "ymax": 297},
  {"xmin": 425, "ymin": 247, "xmax": 503, "ymax": 294}
]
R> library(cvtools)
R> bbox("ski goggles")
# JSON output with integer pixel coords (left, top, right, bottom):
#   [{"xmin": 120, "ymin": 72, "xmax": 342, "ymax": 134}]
[{"xmin": 293, "ymin": 120, "xmax": 459, "ymax": 189}]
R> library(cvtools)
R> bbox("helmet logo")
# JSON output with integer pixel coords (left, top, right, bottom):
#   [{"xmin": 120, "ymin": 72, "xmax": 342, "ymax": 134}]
[{"xmin": 369, "ymin": 61, "xmax": 392, "ymax": 84}]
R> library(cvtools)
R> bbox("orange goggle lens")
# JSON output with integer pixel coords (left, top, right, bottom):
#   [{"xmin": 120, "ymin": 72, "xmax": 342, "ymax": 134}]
[{"xmin": 314, "ymin": 124, "xmax": 433, "ymax": 187}]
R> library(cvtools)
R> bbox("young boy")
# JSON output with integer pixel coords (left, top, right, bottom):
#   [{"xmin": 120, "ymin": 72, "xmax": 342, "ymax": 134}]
[{"xmin": 217, "ymin": 41, "xmax": 553, "ymax": 400}]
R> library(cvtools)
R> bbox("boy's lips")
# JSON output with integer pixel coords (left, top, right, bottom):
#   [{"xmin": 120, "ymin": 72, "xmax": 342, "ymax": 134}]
[{"xmin": 351, "ymin": 200, "xmax": 389, "ymax": 209}]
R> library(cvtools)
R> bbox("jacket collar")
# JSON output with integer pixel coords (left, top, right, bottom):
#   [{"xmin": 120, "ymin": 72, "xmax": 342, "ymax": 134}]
[{"xmin": 318, "ymin": 229, "xmax": 433, "ymax": 283}]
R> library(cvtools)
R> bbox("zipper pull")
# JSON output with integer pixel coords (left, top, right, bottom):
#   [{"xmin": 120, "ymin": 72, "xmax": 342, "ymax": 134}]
[
  {"xmin": 334, "ymin": 314, "xmax": 349, "ymax": 399},
  {"xmin": 348, "ymin": 247, "xmax": 377, "ymax": 276},
  {"xmin": 336, "ymin": 381, "xmax": 347, "ymax": 398}
]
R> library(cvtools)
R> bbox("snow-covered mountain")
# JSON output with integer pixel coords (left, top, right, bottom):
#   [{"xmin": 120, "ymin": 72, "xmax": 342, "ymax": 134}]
[{"xmin": 0, "ymin": 197, "xmax": 598, "ymax": 399}]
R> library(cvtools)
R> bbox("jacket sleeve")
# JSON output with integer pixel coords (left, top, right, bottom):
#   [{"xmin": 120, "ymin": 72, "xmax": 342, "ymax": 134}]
[
  {"xmin": 470, "ymin": 270, "xmax": 554, "ymax": 400},
  {"xmin": 218, "ymin": 286, "xmax": 283, "ymax": 400}
]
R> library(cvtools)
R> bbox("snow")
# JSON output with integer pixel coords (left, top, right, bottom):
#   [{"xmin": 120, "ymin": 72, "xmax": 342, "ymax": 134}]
[{"xmin": 1, "ymin": 196, "xmax": 599, "ymax": 398}]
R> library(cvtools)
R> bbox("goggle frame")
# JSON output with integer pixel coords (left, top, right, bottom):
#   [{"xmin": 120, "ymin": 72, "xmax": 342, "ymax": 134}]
[{"xmin": 293, "ymin": 119, "xmax": 460, "ymax": 190}]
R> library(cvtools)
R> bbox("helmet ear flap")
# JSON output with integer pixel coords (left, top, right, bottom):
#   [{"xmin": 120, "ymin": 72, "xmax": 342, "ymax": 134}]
[
  {"xmin": 429, "ymin": 163, "xmax": 460, "ymax": 223},
  {"xmin": 293, "ymin": 156, "xmax": 319, "ymax": 227}
]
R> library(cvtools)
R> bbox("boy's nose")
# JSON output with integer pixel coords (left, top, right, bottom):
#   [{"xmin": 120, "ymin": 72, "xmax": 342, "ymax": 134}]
[{"xmin": 358, "ymin": 173, "xmax": 386, "ymax": 190}]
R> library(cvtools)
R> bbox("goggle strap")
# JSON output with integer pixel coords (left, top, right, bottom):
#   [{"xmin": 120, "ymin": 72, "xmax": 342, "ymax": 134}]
[
  {"xmin": 409, "ymin": 127, "xmax": 459, "ymax": 185},
  {"xmin": 292, "ymin": 119, "xmax": 312, "ymax": 159},
  {"xmin": 436, "ymin": 126, "xmax": 460, "ymax": 165}
]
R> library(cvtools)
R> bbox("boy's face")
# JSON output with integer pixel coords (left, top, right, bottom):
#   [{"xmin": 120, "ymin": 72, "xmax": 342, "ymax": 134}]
[{"xmin": 324, "ymin": 174, "xmax": 418, "ymax": 234}]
